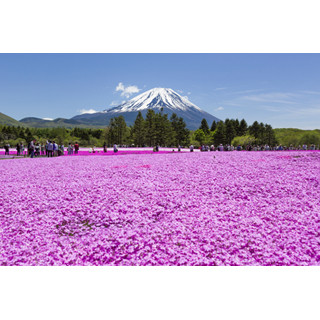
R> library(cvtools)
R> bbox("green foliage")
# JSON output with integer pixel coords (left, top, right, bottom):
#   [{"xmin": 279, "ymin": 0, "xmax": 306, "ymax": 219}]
[
  {"xmin": 193, "ymin": 129, "xmax": 206, "ymax": 145},
  {"xmin": 170, "ymin": 113, "xmax": 190, "ymax": 146},
  {"xmin": 132, "ymin": 112, "xmax": 145, "ymax": 146},
  {"xmin": 108, "ymin": 116, "xmax": 127, "ymax": 145},
  {"xmin": 224, "ymin": 119, "xmax": 236, "ymax": 144},
  {"xmin": 232, "ymin": 135, "xmax": 256, "ymax": 147},
  {"xmin": 247, "ymin": 121, "xmax": 277, "ymax": 145},
  {"xmin": 249, "ymin": 121, "xmax": 260, "ymax": 138},
  {"xmin": 210, "ymin": 120, "xmax": 217, "ymax": 132},
  {"xmin": 212, "ymin": 121, "xmax": 226, "ymax": 145},
  {"xmin": 299, "ymin": 132, "xmax": 320, "ymax": 145},
  {"xmin": 0, "ymin": 112, "xmax": 24, "ymax": 127},
  {"xmin": 274, "ymin": 128, "xmax": 320, "ymax": 147},
  {"xmin": 199, "ymin": 118, "xmax": 210, "ymax": 134},
  {"xmin": 2, "ymin": 117, "xmax": 319, "ymax": 150},
  {"xmin": 238, "ymin": 119, "xmax": 248, "ymax": 136},
  {"xmin": 144, "ymin": 109, "xmax": 156, "ymax": 146}
]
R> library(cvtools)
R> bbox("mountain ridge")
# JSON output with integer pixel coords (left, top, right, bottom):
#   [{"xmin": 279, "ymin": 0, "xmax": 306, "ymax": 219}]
[
  {"xmin": 6, "ymin": 88, "xmax": 220, "ymax": 129},
  {"xmin": 71, "ymin": 88, "xmax": 220, "ymax": 129}
]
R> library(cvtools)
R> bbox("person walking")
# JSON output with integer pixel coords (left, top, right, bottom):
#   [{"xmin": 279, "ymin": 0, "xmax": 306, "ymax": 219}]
[
  {"xmin": 16, "ymin": 143, "xmax": 20, "ymax": 156},
  {"xmin": 20, "ymin": 143, "xmax": 24, "ymax": 156},
  {"xmin": 47, "ymin": 141, "xmax": 53, "ymax": 157},
  {"xmin": 113, "ymin": 144, "xmax": 118, "ymax": 153},
  {"xmin": 4, "ymin": 144, "xmax": 10, "ymax": 155},
  {"xmin": 60, "ymin": 144, "xmax": 64, "ymax": 155},
  {"xmin": 29, "ymin": 140, "xmax": 35, "ymax": 158},
  {"xmin": 53, "ymin": 141, "xmax": 59, "ymax": 156},
  {"xmin": 103, "ymin": 142, "xmax": 107, "ymax": 153},
  {"xmin": 52, "ymin": 141, "xmax": 56, "ymax": 156},
  {"xmin": 45, "ymin": 141, "xmax": 49, "ymax": 156},
  {"xmin": 74, "ymin": 142, "xmax": 79, "ymax": 154}
]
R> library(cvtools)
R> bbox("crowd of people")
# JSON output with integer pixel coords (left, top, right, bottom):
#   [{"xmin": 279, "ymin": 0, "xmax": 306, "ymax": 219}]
[
  {"xmin": 2, "ymin": 141, "xmax": 80, "ymax": 158},
  {"xmin": 195, "ymin": 143, "xmax": 319, "ymax": 152},
  {"xmin": 2, "ymin": 141, "xmax": 319, "ymax": 157}
]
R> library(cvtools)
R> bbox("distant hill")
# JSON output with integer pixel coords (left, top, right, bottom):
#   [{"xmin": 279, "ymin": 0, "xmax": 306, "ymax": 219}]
[
  {"xmin": 0, "ymin": 112, "xmax": 25, "ymax": 127},
  {"xmin": 19, "ymin": 117, "xmax": 106, "ymax": 129}
]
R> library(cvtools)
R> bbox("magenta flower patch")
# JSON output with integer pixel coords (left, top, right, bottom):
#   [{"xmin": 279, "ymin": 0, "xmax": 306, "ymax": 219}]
[{"xmin": 0, "ymin": 151, "xmax": 320, "ymax": 265}]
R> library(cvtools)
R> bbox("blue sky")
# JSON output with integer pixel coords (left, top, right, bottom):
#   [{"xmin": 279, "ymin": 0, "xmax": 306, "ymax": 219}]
[{"xmin": 0, "ymin": 53, "xmax": 320, "ymax": 129}]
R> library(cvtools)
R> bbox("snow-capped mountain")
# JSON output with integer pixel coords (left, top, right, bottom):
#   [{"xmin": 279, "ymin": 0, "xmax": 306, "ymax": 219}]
[
  {"xmin": 17, "ymin": 88, "xmax": 221, "ymax": 129},
  {"xmin": 106, "ymin": 88, "xmax": 202, "ymax": 113}
]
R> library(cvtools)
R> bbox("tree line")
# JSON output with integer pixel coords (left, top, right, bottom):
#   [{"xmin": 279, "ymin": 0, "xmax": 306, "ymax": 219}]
[
  {"xmin": 0, "ymin": 109, "xmax": 190, "ymax": 148},
  {"xmin": 193, "ymin": 118, "xmax": 278, "ymax": 147},
  {"xmin": 1, "ymin": 111, "xmax": 319, "ymax": 148}
]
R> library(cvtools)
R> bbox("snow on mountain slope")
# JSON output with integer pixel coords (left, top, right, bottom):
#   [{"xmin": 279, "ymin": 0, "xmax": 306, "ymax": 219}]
[
  {"xmin": 105, "ymin": 88, "xmax": 202, "ymax": 113},
  {"xmin": 70, "ymin": 87, "xmax": 220, "ymax": 130}
]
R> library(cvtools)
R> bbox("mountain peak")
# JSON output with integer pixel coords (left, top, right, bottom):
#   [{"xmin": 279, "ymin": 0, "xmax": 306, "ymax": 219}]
[{"xmin": 106, "ymin": 87, "xmax": 202, "ymax": 113}]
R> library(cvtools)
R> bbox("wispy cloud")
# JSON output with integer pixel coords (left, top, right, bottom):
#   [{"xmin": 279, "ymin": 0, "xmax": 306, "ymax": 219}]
[
  {"xmin": 214, "ymin": 87, "xmax": 226, "ymax": 91},
  {"xmin": 299, "ymin": 90, "xmax": 320, "ymax": 95},
  {"xmin": 215, "ymin": 106, "xmax": 224, "ymax": 111},
  {"xmin": 42, "ymin": 117, "xmax": 53, "ymax": 121},
  {"xmin": 284, "ymin": 106, "xmax": 320, "ymax": 116},
  {"xmin": 116, "ymin": 82, "xmax": 141, "ymax": 98},
  {"xmin": 231, "ymin": 89, "xmax": 264, "ymax": 95},
  {"xmin": 240, "ymin": 92, "xmax": 299, "ymax": 104},
  {"xmin": 79, "ymin": 109, "xmax": 98, "ymax": 114},
  {"xmin": 259, "ymin": 105, "xmax": 282, "ymax": 112}
]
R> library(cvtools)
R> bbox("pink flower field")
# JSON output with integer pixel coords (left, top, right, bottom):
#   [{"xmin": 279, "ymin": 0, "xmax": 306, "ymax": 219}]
[{"xmin": 1, "ymin": 151, "xmax": 320, "ymax": 265}]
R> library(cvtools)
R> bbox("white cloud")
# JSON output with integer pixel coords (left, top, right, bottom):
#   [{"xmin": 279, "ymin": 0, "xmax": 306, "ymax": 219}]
[
  {"xmin": 79, "ymin": 109, "xmax": 98, "ymax": 114},
  {"xmin": 42, "ymin": 117, "xmax": 53, "ymax": 121},
  {"xmin": 187, "ymin": 92, "xmax": 191, "ymax": 95},
  {"xmin": 214, "ymin": 87, "xmax": 226, "ymax": 91},
  {"xmin": 177, "ymin": 89, "xmax": 183, "ymax": 94},
  {"xmin": 110, "ymin": 101, "xmax": 119, "ymax": 107},
  {"xmin": 215, "ymin": 106, "xmax": 224, "ymax": 111},
  {"xmin": 116, "ymin": 82, "xmax": 141, "ymax": 98}
]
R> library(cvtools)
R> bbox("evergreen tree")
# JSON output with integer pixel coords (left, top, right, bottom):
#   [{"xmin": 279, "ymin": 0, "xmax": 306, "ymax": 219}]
[
  {"xmin": 213, "ymin": 121, "xmax": 226, "ymax": 145},
  {"xmin": 210, "ymin": 120, "xmax": 217, "ymax": 132},
  {"xmin": 265, "ymin": 124, "xmax": 277, "ymax": 145},
  {"xmin": 234, "ymin": 118, "xmax": 240, "ymax": 136},
  {"xmin": 249, "ymin": 121, "xmax": 260, "ymax": 139},
  {"xmin": 171, "ymin": 113, "xmax": 189, "ymax": 146},
  {"xmin": 199, "ymin": 118, "xmax": 210, "ymax": 134},
  {"xmin": 239, "ymin": 119, "xmax": 248, "ymax": 136},
  {"xmin": 259, "ymin": 122, "xmax": 266, "ymax": 144},
  {"xmin": 132, "ymin": 111, "xmax": 145, "ymax": 146},
  {"xmin": 108, "ymin": 116, "xmax": 127, "ymax": 145},
  {"xmin": 176, "ymin": 117, "xmax": 190, "ymax": 146},
  {"xmin": 154, "ymin": 112, "xmax": 166, "ymax": 146},
  {"xmin": 144, "ymin": 109, "xmax": 156, "ymax": 146},
  {"xmin": 225, "ymin": 118, "xmax": 236, "ymax": 145},
  {"xmin": 25, "ymin": 128, "xmax": 34, "ymax": 142}
]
